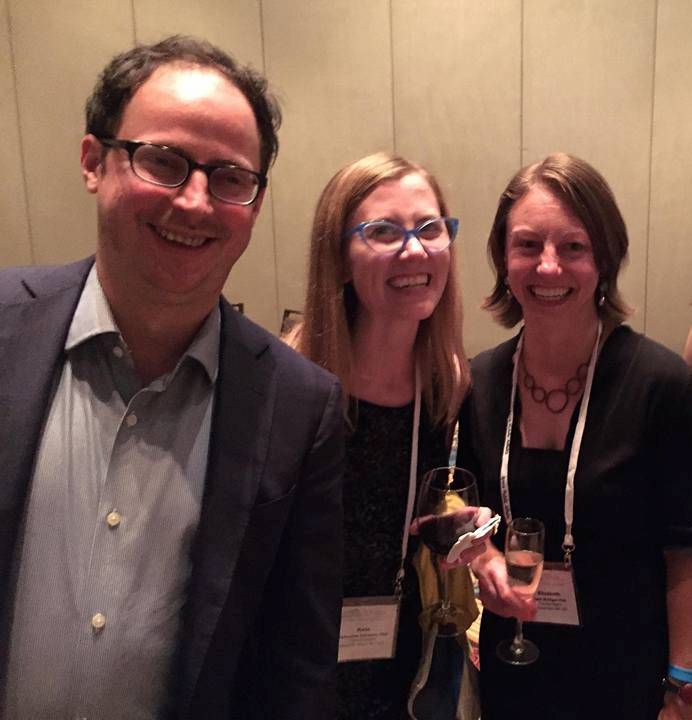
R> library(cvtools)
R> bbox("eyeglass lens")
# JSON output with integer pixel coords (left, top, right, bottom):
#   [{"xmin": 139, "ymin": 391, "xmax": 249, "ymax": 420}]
[
  {"xmin": 132, "ymin": 144, "xmax": 260, "ymax": 203},
  {"xmin": 361, "ymin": 219, "xmax": 453, "ymax": 253}
]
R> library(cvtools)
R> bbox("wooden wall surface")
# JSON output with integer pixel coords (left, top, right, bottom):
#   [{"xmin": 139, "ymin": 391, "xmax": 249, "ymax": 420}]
[{"xmin": 2, "ymin": 0, "xmax": 690, "ymax": 355}]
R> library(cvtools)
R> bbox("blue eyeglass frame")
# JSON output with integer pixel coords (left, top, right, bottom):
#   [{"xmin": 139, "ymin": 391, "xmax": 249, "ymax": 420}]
[
  {"xmin": 343, "ymin": 217, "xmax": 459, "ymax": 255},
  {"xmin": 97, "ymin": 137, "xmax": 268, "ymax": 206}
]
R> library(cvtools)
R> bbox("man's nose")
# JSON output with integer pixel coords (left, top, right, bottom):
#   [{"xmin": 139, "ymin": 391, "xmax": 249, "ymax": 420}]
[
  {"xmin": 172, "ymin": 169, "xmax": 214, "ymax": 214},
  {"xmin": 537, "ymin": 243, "xmax": 561, "ymax": 274}
]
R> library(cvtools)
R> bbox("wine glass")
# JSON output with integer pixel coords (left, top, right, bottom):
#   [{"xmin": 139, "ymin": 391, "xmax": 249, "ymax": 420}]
[
  {"xmin": 415, "ymin": 466, "xmax": 479, "ymax": 637},
  {"xmin": 496, "ymin": 517, "xmax": 545, "ymax": 665}
]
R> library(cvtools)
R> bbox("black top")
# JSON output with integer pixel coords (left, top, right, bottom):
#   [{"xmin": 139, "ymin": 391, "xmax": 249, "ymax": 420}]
[
  {"xmin": 337, "ymin": 399, "xmax": 449, "ymax": 720},
  {"xmin": 459, "ymin": 325, "xmax": 692, "ymax": 720}
]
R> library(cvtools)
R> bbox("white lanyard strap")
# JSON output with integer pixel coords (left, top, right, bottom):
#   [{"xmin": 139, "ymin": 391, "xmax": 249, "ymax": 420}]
[
  {"xmin": 499, "ymin": 336, "xmax": 523, "ymax": 525},
  {"xmin": 448, "ymin": 420, "xmax": 459, "ymax": 468},
  {"xmin": 500, "ymin": 321, "xmax": 602, "ymax": 566},
  {"xmin": 562, "ymin": 320, "xmax": 602, "ymax": 564},
  {"xmin": 395, "ymin": 363, "xmax": 422, "ymax": 596}
]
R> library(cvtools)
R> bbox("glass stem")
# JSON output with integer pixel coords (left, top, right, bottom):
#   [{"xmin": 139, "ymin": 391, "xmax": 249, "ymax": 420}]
[
  {"xmin": 439, "ymin": 562, "xmax": 451, "ymax": 612},
  {"xmin": 511, "ymin": 619, "xmax": 525, "ymax": 655}
]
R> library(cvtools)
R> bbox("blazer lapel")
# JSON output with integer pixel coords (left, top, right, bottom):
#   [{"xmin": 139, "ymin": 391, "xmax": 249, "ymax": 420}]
[
  {"xmin": 0, "ymin": 260, "xmax": 91, "ymax": 542},
  {"xmin": 177, "ymin": 302, "xmax": 275, "ymax": 709},
  {"xmin": 0, "ymin": 259, "xmax": 90, "ymax": 665}
]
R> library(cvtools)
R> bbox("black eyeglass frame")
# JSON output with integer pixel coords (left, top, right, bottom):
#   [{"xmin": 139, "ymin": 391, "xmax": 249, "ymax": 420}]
[{"xmin": 97, "ymin": 137, "xmax": 267, "ymax": 206}]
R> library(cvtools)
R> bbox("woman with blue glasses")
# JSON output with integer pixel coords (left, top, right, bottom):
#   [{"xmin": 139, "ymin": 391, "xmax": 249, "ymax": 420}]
[{"xmin": 287, "ymin": 152, "xmax": 491, "ymax": 719}]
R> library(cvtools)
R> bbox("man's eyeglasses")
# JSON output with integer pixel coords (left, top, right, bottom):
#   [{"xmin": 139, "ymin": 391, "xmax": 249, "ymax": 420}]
[
  {"xmin": 97, "ymin": 137, "xmax": 267, "ymax": 206},
  {"xmin": 344, "ymin": 217, "xmax": 459, "ymax": 255}
]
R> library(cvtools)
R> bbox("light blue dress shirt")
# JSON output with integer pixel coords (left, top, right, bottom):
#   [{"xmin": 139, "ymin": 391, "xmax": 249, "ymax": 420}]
[{"xmin": 4, "ymin": 267, "xmax": 219, "ymax": 720}]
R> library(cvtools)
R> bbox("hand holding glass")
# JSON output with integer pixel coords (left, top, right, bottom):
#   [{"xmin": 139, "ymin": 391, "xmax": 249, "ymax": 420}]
[
  {"xmin": 496, "ymin": 517, "xmax": 545, "ymax": 665},
  {"xmin": 415, "ymin": 466, "xmax": 479, "ymax": 637}
]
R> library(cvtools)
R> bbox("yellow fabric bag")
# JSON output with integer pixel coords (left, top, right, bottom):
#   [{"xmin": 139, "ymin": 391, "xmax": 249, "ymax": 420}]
[{"xmin": 408, "ymin": 480, "xmax": 481, "ymax": 720}]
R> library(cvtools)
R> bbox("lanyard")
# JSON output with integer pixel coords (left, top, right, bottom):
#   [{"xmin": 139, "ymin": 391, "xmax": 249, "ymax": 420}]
[
  {"xmin": 395, "ymin": 363, "xmax": 422, "ymax": 597},
  {"xmin": 499, "ymin": 321, "xmax": 602, "ymax": 566}
]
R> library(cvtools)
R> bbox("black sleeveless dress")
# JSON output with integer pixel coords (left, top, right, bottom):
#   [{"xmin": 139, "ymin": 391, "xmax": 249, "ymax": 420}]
[{"xmin": 336, "ymin": 400, "xmax": 449, "ymax": 720}]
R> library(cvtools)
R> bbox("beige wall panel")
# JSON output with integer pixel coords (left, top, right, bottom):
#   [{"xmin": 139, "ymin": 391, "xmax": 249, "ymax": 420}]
[
  {"xmin": 393, "ymin": 0, "xmax": 522, "ymax": 358},
  {"xmin": 134, "ymin": 0, "xmax": 261, "ymax": 60},
  {"xmin": 522, "ymin": 0, "xmax": 656, "ymax": 333},
  {"xmin": 0, "ymin": 0, "xmax": 31, "ymax": 266},
  {"xmin": 134, "ymin": 0, "xmax": 277, "ymax": 331},
  {"xmin": 9, "ymin": 1, "xmax": 134, "ymax": 265},
  {"xmin": 263, "ymin": 0, "xmax": 394, "ymax": 326},
  {"xmin": 646, "ymin": 0, "xmax": 692, "ymax": 354}
]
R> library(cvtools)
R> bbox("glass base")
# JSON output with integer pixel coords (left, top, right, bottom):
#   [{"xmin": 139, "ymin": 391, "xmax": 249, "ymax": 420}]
[
  {"xmin": 432, "ymin": 603, "xmax": 461, "ymax": 638},
  {"xmin": 496, "ymin": 637, "xmax": 540, "ymax": 665}
]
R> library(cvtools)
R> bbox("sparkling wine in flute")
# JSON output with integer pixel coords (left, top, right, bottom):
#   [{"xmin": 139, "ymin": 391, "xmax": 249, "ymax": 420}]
[
  {"xmin": 496, "ymin": 517, "xmax": 545, "ymax": 666},
  {"xmin": 506, "ymin": 549, "xmax": 544, "ymax": 596}
]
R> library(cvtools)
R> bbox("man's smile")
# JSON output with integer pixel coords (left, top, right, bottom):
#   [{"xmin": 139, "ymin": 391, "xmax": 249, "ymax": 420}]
[{"xmin": 151, "ymin": 223, "xmax": 215, "ymax": 248}]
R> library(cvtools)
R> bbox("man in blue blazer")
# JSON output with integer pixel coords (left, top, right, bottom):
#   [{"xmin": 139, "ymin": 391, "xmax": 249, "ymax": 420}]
[{"xmin": 0, "ymin": 37, "xmax": 343, "ymax": 719}]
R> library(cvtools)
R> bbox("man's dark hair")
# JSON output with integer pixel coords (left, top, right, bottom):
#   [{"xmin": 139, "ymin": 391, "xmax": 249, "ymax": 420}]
[{"xmin": 85, "ymin": 35, "xmax": 281, "ymax": 175}]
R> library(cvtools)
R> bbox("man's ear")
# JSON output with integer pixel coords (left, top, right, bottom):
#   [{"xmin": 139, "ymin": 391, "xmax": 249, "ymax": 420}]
[{"xmin": 80, "ymin": 134, "xmax": 103, "ymax": 194}]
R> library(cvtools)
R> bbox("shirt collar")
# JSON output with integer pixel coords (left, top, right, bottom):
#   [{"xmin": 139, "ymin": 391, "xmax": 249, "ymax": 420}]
[
  {"xmin": 65, "ymin": 264, "xmax": 118, "ymax": 349},
  {"xmin": 65, "ymin": 265, "xmax": 220, "ymax": 384}
]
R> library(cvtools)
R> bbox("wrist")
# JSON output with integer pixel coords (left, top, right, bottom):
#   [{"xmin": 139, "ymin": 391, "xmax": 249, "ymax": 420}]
[{"xmin": 664, "ymin": 665, "xmax": 692, "ymax": 705}]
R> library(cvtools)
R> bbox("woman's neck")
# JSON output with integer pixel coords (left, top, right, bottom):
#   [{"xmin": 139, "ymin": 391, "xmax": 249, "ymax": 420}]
[
  {"xmin": 521, "ymin": 313, "xmax": 600, "ymax": 380},
  {"xmin": 351, "ymin": 315, "xmax": 419, "ymax": 406}
]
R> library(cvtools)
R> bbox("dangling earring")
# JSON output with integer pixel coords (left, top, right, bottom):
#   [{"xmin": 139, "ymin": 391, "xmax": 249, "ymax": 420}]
[
  {"xmin": 597, "ymin": 282, "xmax": 607, "ymax": 308},
  {"xmin": 504, "ymin": 276, "xmax": 513, "ymax": 298}
]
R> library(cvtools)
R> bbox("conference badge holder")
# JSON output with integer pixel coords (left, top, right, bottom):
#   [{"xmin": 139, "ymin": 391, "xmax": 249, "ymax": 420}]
[
  {"xmin": 338, "ymin": 596, "xmax": 401, "ymax": 662},
  {"xmin": 532, "ymin": 561, "xmax": 582, "ymax": 627}
]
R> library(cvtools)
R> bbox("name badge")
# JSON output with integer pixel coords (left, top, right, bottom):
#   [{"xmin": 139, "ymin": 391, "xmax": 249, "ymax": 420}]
[
  {"xmin": 338, "ymin": 596, "xmax": 400, "ymax": 663},
  {"xmin": 532, "ymin": 562, "xmax": 581, "ymax": 626}
]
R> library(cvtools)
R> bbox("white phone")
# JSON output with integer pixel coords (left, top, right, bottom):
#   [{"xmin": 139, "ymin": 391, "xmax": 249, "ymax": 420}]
[{"xmin": 446, "ymin": 514, "xmax": 501, "ymax": 564}]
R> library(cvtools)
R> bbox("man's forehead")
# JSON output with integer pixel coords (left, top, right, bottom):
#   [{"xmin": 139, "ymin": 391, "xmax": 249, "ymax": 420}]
[
  {"xmin": 115, "ymin": 61, "xmax": 260, "ymax": 165},
  {"xmin": 137, "ymin": 62, "xmax": 237, "ymax": 101}
]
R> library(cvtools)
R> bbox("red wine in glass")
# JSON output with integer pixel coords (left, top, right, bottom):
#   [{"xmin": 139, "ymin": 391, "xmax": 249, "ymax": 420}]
[{"xmin": 415, "ymin": 466, "xmax": 479, "ymax": 636}]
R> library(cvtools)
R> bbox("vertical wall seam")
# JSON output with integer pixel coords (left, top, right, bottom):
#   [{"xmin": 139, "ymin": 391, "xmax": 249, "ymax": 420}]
[
  {"xmin": 6, "ymin": 0, "xmax": 35, "ymax": 264},
  {"xmin": 643, "ymin": 0, "xmax": 659, "ymax": 335},
  {"xmin": 258, "ymin": 0, "xmax": 281, "ymax": 331},
  {"xmin": 130, "ymin": 0, "xmax": 138, "ymax": 44},
  {"xmin": 519, "ymin": 0, "xmax": 525, "ymax": 166},
  {"xmin": 389, "ymin": 0, "xmax": 396, "ymax": 153}
]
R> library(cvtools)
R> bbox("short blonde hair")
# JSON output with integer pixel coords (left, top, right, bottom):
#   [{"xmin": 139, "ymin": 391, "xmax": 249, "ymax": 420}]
[
  {"xmin": 484, "ymin": 152, "xmax": 632, "ymax": 327},
  {"xmin": 289, "ymin": 151, "xmax": 469, "ymax": 426}
]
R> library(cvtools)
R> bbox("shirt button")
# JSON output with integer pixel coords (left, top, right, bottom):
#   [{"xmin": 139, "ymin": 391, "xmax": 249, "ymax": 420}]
[
  {"xmin": 125, "ymin": 413, "xmax": 138, "ymax": 427},
  {"xmin": 91, "ymin": 613, "xmax": 106, "ymax": 631},
  {"xmin": 106, "ymin": 510, "xmax": 121, "ymax": 528},
  {"xmin": 112, "ymin": 345, "xmax": 124, "ymax": 359}
]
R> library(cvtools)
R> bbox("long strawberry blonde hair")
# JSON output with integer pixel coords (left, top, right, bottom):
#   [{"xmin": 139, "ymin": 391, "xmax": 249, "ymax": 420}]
[{"xmin": 288, "ymin": 151, "xmax": 469, "ymax": 427}]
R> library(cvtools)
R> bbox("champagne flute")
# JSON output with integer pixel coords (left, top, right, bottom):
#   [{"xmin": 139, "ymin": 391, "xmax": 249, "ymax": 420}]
[
  {"xmin": 496, "ymin": 517, "xmax": 545, "ymax": 665},
  {"xmin": 415, "ymin": 466, "xmax": 479, "ymax": 637}
]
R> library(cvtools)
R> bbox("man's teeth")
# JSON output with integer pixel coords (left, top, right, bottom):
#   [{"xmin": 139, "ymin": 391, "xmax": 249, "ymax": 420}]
[
  {"xmin": 156, "ymin": 226, "xmax": 208, "ymax": 247},
  {"xmin": 389, "ymin": 274, "xmax": 430, "ymax": 289},
  {"xmin": 532, "ymin": 286, "xmax": 570, "ymax": 299}
]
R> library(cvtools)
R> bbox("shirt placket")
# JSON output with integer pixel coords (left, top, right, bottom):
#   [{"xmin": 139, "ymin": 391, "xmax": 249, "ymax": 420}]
[{"xmin": 69, "ymin": 344, "xmax": 150, "ymax": 719}]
